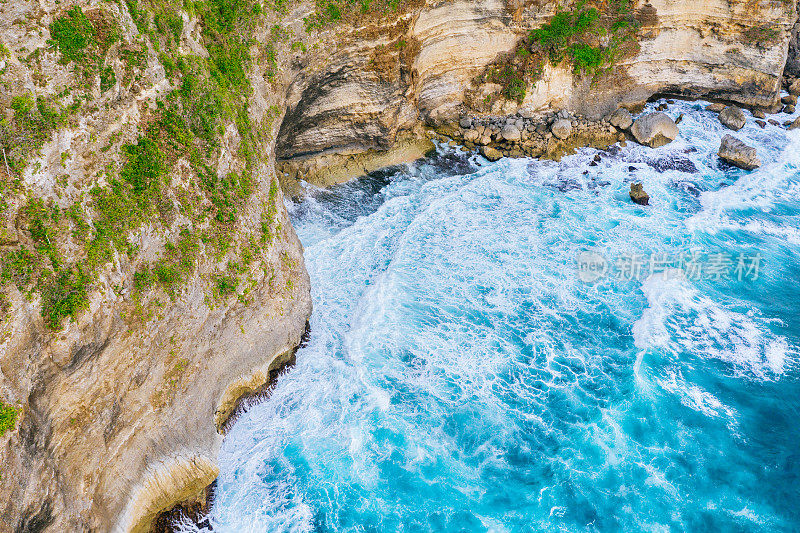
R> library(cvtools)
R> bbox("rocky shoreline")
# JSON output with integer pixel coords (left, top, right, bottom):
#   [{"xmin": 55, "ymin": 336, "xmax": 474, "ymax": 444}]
[{"xmin": 424, "ymin": 83, "xmax": 800, "ymax": 176}]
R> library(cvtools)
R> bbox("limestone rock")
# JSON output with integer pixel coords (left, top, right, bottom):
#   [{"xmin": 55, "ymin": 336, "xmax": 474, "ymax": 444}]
[
  {"xmin": 718, "ymin": 135, "xmax": 761, "ymax": 170},
  {"xmin": 480, "ymin": 145, "xmax": 503, "ymax": 161},
  {"xmin": 718, "ymin": 106, "xmax": 747, "ymax": 130},
  {"xmin": 629, "ymin": 183, "xmax": 650, "ymax": 206},
  {"xmin": 609, "ymin": 108, "xmax": 633, "ymax": 130},
  {"xmin": 464, "ymin": 128, "xmax": 481, "ymax": 143},
  {"xmin": 551, "ymin": 119, "xmax": 572, "ymax": 140},
  {"xmin": 630, "ymin": 112, "xmax": 678, "ymax": 148},
  {"xmin": 501, "ymin": 124, "xmax": 521, "ymax": 142}
]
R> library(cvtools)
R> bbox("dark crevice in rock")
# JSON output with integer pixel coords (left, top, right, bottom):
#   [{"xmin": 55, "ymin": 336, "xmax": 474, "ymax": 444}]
[{"xmin": 14, "ymin": 500, "xmax": 53, "ymax": 533}]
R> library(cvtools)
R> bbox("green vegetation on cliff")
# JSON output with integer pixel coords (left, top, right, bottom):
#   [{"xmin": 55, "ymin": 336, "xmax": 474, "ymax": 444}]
[
  {"xmin": 0, "ymin": 0, "xmax": 285, "ymax": 330},
  {"xmin": 0, "ymin": 401, "xmax": 19, "ymax": 437},
  {"xmin": 479, "ymin": 0, "xmax": 639, "ymax": 103}
]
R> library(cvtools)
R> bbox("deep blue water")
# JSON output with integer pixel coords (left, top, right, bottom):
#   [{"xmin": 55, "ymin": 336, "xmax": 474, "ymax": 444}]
[{"xmin": 186, "ymin": 100, "xmax": 800, "ymax": 532}]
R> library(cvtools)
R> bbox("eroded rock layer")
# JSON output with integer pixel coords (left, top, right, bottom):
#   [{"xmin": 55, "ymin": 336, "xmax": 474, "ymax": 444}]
[{"xmin": 276, "ymin": 0, "xmax": 798, "ymax": 186}]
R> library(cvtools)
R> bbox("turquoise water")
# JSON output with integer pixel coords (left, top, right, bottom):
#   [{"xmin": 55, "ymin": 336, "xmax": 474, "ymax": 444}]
[{"xmin": 191, "ymin": 101, "xmax": 800, "ymax": 532}]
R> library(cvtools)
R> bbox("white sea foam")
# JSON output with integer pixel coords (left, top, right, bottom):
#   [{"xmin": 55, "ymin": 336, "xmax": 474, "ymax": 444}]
[
  {"xmin": 189, "ymin": 102, "xmax": 800, "ymax": 533},
  {"xmin": 635, "ymin": 271, "xmax": 796, "ymax": 380}
]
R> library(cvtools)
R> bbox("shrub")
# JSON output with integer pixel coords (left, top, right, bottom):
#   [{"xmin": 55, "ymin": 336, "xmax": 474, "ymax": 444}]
[
  {"xmin": 0, "ymin": 401, "xmax": 19, "ymax": 436},
  {"xmin": 41, "ymin": 267, "xmax": 90, "ymax": 330},
  {"xmin": 49, "ymin": 6, "xmax": 96, "ymax": 63}
]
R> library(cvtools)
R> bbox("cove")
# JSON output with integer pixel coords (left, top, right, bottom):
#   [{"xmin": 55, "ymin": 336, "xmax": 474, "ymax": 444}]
[{"xmin": 194, "ymin": 100, "xmax": 800, "ymax": 532}]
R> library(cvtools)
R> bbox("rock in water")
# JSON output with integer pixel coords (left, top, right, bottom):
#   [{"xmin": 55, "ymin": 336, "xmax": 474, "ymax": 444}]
[
  {"xmin": 480, "ymin": 145, "xmax": 503, "ymax": 161},
  {"xmin": 551, "ymin": 118, "xmax": 572, "ymax": 140},
  {"xmin": 790, "ymin": 79, "xmax": 800, "ymax": 96},
  {"xmin": 630, "ymin": 112, "xmax": 678, "ymax": 148},
  {"xmin": 609, "ymin": 108, "xmax": 633, "ymax": 129},
  {"xmin": 718, "ymin": 135, "xmax": 761, "ymax": 170},
  {"xmin": 706, "ymin": 103, "xmax": 726, "ymax": 113},
  {"xmin": 501, "ymin": 124, "xmax": 521, "ymax": 142},
  {"xmin": 630, "ymin": 183, "xmax": 650, "ymax": 205},
  {"xmin": 718, "ymin": 106, "xmax": 747, "ymax": 130},
  {"xmin": 789, "ymin": 117, "xmax": 800, "ymax": 130}
]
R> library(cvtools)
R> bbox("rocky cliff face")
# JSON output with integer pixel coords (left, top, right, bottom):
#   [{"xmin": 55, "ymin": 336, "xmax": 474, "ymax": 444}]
[
  {"xmin": 0, "ymin": 0, "xmax": 798, "ymax": 531},
  {"xmin": 0, "ymin": 1, "xmax": 310, "ymax": 531},
  {"xmin": 276, "ymin": 0, "xmax": 798, "ymax": 186}
]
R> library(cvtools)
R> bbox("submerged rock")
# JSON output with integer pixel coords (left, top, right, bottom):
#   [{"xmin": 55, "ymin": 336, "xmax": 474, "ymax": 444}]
[
  {"xmin": 609, "ymin": 108, "xmax": 633, "ymax": 130},
  {"xmin": 718, "ymin": 135, "xmax": 761, "ymax": 170},
  {"xmin": 551, "ymin": 119, "xmax": 572, "ymax": 139},
  {"xmin": 631, "ymin": 112, "xmax": 678, "ymax": 148},
  {"xmin": 718, "ymin": 105, "xmax": 746, "ymax": 130},
  {"xmin": 480, "ymin": 145, "xmax": 503, "ymax": 161},
  {"xmin": 629, "ymin": 183, "xmax": 650, "ymax": 205}
]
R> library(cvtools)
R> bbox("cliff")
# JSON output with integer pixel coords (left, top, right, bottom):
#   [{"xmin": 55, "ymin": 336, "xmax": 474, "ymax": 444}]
[
  {"xmin": 275, "ymin": 0, "xmax": 798, "ymax": 186},
  {"xmin": 0, "ymin": 0, "xmax": 797, "ymax": 532},
  {"xmin": 0, "ymin": 1, "xmax": 310, "ymax": 531}
]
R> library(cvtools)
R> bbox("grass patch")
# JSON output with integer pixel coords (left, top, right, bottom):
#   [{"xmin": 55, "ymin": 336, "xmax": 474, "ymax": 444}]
[{"xmin": 0, "ymin": 401, "xmax": 19, "ymax": 436}]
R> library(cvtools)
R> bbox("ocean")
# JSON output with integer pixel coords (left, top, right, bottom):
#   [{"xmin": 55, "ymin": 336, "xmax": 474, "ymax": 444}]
[{"xmin": 185, "ymin": 99, "xmax": 800, "ymax": 532}]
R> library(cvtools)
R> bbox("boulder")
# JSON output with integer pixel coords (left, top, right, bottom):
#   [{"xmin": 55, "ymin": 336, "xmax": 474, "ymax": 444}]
[
  {"xmin": 753, "ymin": 109, "xmax": 766, "ymax": 119},
  {"xmin": 551, "ymin": 118, "xmax": 572, "ymax": 139},
  {"xmin": 790, "ymin": 79, "xmax": 800, "ymax": 96},
  {"xmin": 706, "ymin": 103, "xmax": 726, "ymax": 113},
  {"xmin": 782, "ymin": 94, "xmax": 798, "ymax": 106},
  {"xmin": 480, "ymin": 145, "xmax": 503, "ymax": 161},
  {"xmin": 609, "ymin": 108, "xmax": 633, "ymax": 130},
  {"xmin": 517, "ymin": 107, "xmax": 534, "ymax": 119},
  {"xmin": 464, "ymin": 128, "xmax": 481, "ymax": 143},
  {"xmin": 459, "ymin": 116, "xmax": 473, "ymax": 129},
  {"xmin": 629, "ymin": 183, "xmax": 649, "ymax": 205},
  {"xmin": 718, "ymin": 106, "xmax": 746, "ymax": 130},
  {"xmin": 630, "ymin": 112, "xmax": 678, "ymax": 148},
  {"xmin": 718, "ymin": 135, "xmax": 761, "ymax": 170},
  {"xmin": 789, "ymin": 117, "xmax": 800, "ymax": 130},
  {"xmin": 756, "ymin": 120, "xmax": 766, "ymax": 128},
  {"xmin": 501, "ymin": 124, "xmax": 521, "ymax": 142},
  {"xmin": 784, "ymin": 104, "xmax": 796, "ymax": 114}
]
